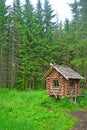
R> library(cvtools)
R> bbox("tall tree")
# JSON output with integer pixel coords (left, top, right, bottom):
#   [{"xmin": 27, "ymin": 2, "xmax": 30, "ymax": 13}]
[
  {"xmin": 44, "ymin": 0, "xmax": 56, "ymax": 31},
  {"xmin": 69, "ymin": 0, "xmax": 87, "ymax": 80},
  {"xmin": 0, "ymin": 0, "xmax": 8, "ymax": 88},
  {"xmin": 79, "ymin": 0, "xmax": 87, "ymax": 78},
  {"xmin": 42, "ymin": 0, "xmax": 57, "ymax": 69},
  {"xmin": 36, "ymin": 0, "xmax": 44, "ymax": 38},
  {"xmin": 79, "ymin": 0, "xmax": 87, "ymax": 31},
  {"xmin": 70, "ymin": 0, "xmax": 80, "ymax": 31},
  {"xmin": 10, "ymin": 0, "xmax": 24, "ymax": 89},
  {"xmin": 23, "ymin": 0, "xmax": 38, "ymax": 89}
]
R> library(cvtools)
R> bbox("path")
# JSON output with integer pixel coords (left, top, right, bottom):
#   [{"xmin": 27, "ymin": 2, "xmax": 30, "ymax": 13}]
[{"xmin": 69, "ymin": 109, "xmax": 87, "ymax": 130}]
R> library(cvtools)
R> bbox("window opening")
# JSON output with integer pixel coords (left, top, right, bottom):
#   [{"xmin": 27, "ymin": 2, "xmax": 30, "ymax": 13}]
[
  {"xmin": 69, "ymin": 80, "xmax": 73, "ymax": 87},
  {"xmin": 54, "ymin": 80, "xmax": 59, "ymax": 87}
]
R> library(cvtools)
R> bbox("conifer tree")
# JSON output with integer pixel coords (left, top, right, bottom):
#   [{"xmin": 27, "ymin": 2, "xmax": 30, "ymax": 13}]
[
  {"xmin": 69, "ymin": 0, "xmax": 87, "ymax": 80},
  {"xmin": 79, "ymin": 0, "xmax": 87, "ymax": 78},
  {"xmin": 36, "ymin": 0, "xmax": 44, "ymax": 37},
  {"xmin": 70, "ymin": 0, "xmax": 80, "ymax": 31},
  {"xmin": 23, "ymin": 0, "xmax": 38, "ymax": 89},
  {"xmin": 10, "ymin": 0, "xmax": 24, "ymax": 89},
  {"xmin": 42, "ymin": 0, "xmax": 57, "ymax": 70},
  {"xmin": 0, "ymin": 0, "xmax": 8, "ymax": 88},
  {"xmin": 44, "ymin": 0, "xmax": 56, "ymax": 31}
]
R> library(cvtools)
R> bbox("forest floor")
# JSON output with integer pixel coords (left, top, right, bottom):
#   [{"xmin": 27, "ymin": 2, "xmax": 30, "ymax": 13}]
[
  {"xmin": 69, "ymin": 107, "xmax": 87, "ymax": 130},
  {"xmin": 0, "ymin": 88, "xmax": 87, "ymax": 130}
]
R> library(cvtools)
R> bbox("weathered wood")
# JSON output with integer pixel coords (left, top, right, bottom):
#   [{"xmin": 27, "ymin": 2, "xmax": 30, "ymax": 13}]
[
  {"xmin": 46, "ymin": 68, "xmax": 83, "ymax": 99},
  {"xmin": 42, "ymin": 64, "xmax": 86, "ymax": 102}
]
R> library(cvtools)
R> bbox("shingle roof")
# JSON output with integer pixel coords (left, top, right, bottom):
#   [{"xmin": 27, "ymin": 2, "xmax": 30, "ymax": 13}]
[
  {"xmin": 42, "ymin": 65, "xmax": 85, "ymax": 80},
  {"xmin": 54, "ymin": 65, "xmax": 85, "ymax": 80}
]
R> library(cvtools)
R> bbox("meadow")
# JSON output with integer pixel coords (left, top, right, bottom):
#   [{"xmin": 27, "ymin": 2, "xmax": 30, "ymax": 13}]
[{"xmin": 0, "ymin": 88, "xmax": 87, "ymax": 130}]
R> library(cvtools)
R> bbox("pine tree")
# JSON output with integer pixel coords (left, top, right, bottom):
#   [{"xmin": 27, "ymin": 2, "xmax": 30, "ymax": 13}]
[
  {"xmin": 79, "ymin": 0, "xmax": 87, "ymax": 31},
  {"xmin": 42, "ymin": 0, "xmax": 57, "ymax": 69},
  {"xmin": 36, "ymin": 0, "xmax": 44, "ymax": 38},
  {"xmin": 79, "ymin": 0, "xmax": 87, "ymax": 79},
  {"xmin": 10, "ymin": 0, "xmax": 25, "ymax": 90},
  {"xmin": 0, "ymin": 0, "xmax": 8, "ymax": 88},
  {"xmin": 69, "ymin": 0, "xmax": 87, "ymax": 80},
  {"xmin": 70, "ymin": 0, "xmax": 80, "ymax": 31},
  {"xmin": 44, "ymin": 0, "xmax": 56, "ymax": 31},
  {"xmin": 23, "ymin": 0, "xmax": 38, "ymax": 89}
]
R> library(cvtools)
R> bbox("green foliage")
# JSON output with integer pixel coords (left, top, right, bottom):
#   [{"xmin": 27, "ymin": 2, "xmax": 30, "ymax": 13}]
[
  {"xmin": 0, "ymin": 88, "xmax": 80, "ymax": 130},
  {"xmin": 77, "ymin": 91, "xmax": 87, "ymax": 107},
  {"xmin": 0, "ymin": 0, "xmax": 87, "ymax": 90},
  {"xmin": 0, "ymin": 0, "xmax": 10, "ymax": 88}
]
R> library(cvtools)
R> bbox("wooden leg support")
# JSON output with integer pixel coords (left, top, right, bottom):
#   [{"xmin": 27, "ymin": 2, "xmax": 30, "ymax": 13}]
[{"xmin": 55, "ymin": 96, "xmax": 59, "ymax": 102}]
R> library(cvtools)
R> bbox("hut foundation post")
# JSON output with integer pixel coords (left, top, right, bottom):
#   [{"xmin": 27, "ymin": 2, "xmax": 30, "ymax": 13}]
[{"xmin": 55, "ymin": 96, "xmax": 59, "ymax": 102}]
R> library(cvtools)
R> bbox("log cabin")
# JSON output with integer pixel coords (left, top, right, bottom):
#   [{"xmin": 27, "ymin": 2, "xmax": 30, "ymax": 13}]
[{"xmin": 42, "ymin": 64, "xmax": 85, "ymax": 100}]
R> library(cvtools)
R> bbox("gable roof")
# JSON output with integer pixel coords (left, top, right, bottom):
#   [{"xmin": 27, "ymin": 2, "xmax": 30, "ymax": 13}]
[{"xmin": 42, "ymin": 65, "xmax": 85, "ymax": 80}]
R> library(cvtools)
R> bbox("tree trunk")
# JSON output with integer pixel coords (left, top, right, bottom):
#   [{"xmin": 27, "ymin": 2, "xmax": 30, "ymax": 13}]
[
  {"xmin": 28, "ymin": 80, "xmax": 32, "ymax": 90},
  {"xmin": 11, "ymin": 29, "xmax": 15, "ymax": 89},
  {"xmin": 0, "ymin": 43, "xmax": 2, "ymax": 88}
]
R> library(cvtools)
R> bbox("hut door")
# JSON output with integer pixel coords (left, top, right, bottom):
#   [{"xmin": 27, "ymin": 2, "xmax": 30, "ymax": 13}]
[{"xmin": 68, "ymin": 80, "xmax": 74, "ymax": 95}]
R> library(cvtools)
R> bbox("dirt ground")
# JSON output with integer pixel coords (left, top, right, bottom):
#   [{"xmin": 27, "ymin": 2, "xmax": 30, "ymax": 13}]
[{"xmin": 69, "ymin": 108, "xmax": 87, "ymax": 130}]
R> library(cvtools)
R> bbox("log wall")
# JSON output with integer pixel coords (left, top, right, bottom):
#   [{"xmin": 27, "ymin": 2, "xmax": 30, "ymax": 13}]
[{"xmin": 46, "ymin": 69, "xmax": 80, "ymax": 97}]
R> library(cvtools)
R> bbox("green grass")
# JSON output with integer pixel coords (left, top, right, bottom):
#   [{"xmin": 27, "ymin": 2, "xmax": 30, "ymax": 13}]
[{"xmin": 0, "ymin": 88, "xmax": 87, "ymax": 130}]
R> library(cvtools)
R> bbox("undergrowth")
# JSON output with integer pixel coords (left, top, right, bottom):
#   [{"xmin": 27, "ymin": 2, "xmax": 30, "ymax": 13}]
[{"xmin": 0, "ymin": 88, "xmax": 87, "ymax": 130}]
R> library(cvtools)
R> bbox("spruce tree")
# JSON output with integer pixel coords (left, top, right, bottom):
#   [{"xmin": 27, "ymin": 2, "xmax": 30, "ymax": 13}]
[
  {"xmin": 69, "ymin": 0, "xmax": 87, "ymax": 80},
  {"xmin": 79, "ymin": 0, "xmax": 87, "ymax": 78},
  {"xmin": 42, "ymin": 0, "xmax": 57, "ymax": 69},
  {"xmin": 70, "ymin": 0, "xmax": 80, "ymax": 31},
  {"xmin": 23, "ymin": 0, "xmax": 38, "ymax": 89},
  {"xmin": 10, "ymin": 0, "xmax": 25, "ymax": 90},
  {"xmin": 0, "ymin": 0, "xmax": 8, "ymax": 88},
  {"xmin": 36, "ymin": 0, "xmax": 44, "ymax": 37}
]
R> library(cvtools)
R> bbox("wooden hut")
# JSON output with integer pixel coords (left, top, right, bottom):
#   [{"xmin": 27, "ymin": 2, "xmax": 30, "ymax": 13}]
[{"xmin": 42, "ymin": 64, "xmax": 85, "ymax": 100}]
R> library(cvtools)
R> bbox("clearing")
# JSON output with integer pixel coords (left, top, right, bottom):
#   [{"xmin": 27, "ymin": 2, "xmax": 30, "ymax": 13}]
[{"xmin": 0, "ymin": 88, "xmax": 87, "ymax": 130}]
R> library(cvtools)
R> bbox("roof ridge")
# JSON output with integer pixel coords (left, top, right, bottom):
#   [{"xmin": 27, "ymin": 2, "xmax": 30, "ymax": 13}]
[{"xmin": 42, "ymin": 65, "xmax": 85, "ymax": 80}]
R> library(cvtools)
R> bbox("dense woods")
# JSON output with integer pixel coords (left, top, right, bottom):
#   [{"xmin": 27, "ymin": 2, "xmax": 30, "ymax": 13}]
[{"xmin": 0, "ymin": 0, "xmax": 87, "ymax": 90}]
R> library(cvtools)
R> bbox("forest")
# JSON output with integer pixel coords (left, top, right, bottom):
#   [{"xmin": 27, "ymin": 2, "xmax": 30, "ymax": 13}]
[{"xmin": 0, "ymin": 0, "xmax": 87, "ymax": 90}]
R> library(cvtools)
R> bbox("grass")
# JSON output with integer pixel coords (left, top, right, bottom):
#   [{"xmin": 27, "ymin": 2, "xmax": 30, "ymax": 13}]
[{"xmin": 0, "ymin": 88, "xmax": 87, "ymax": 130}]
